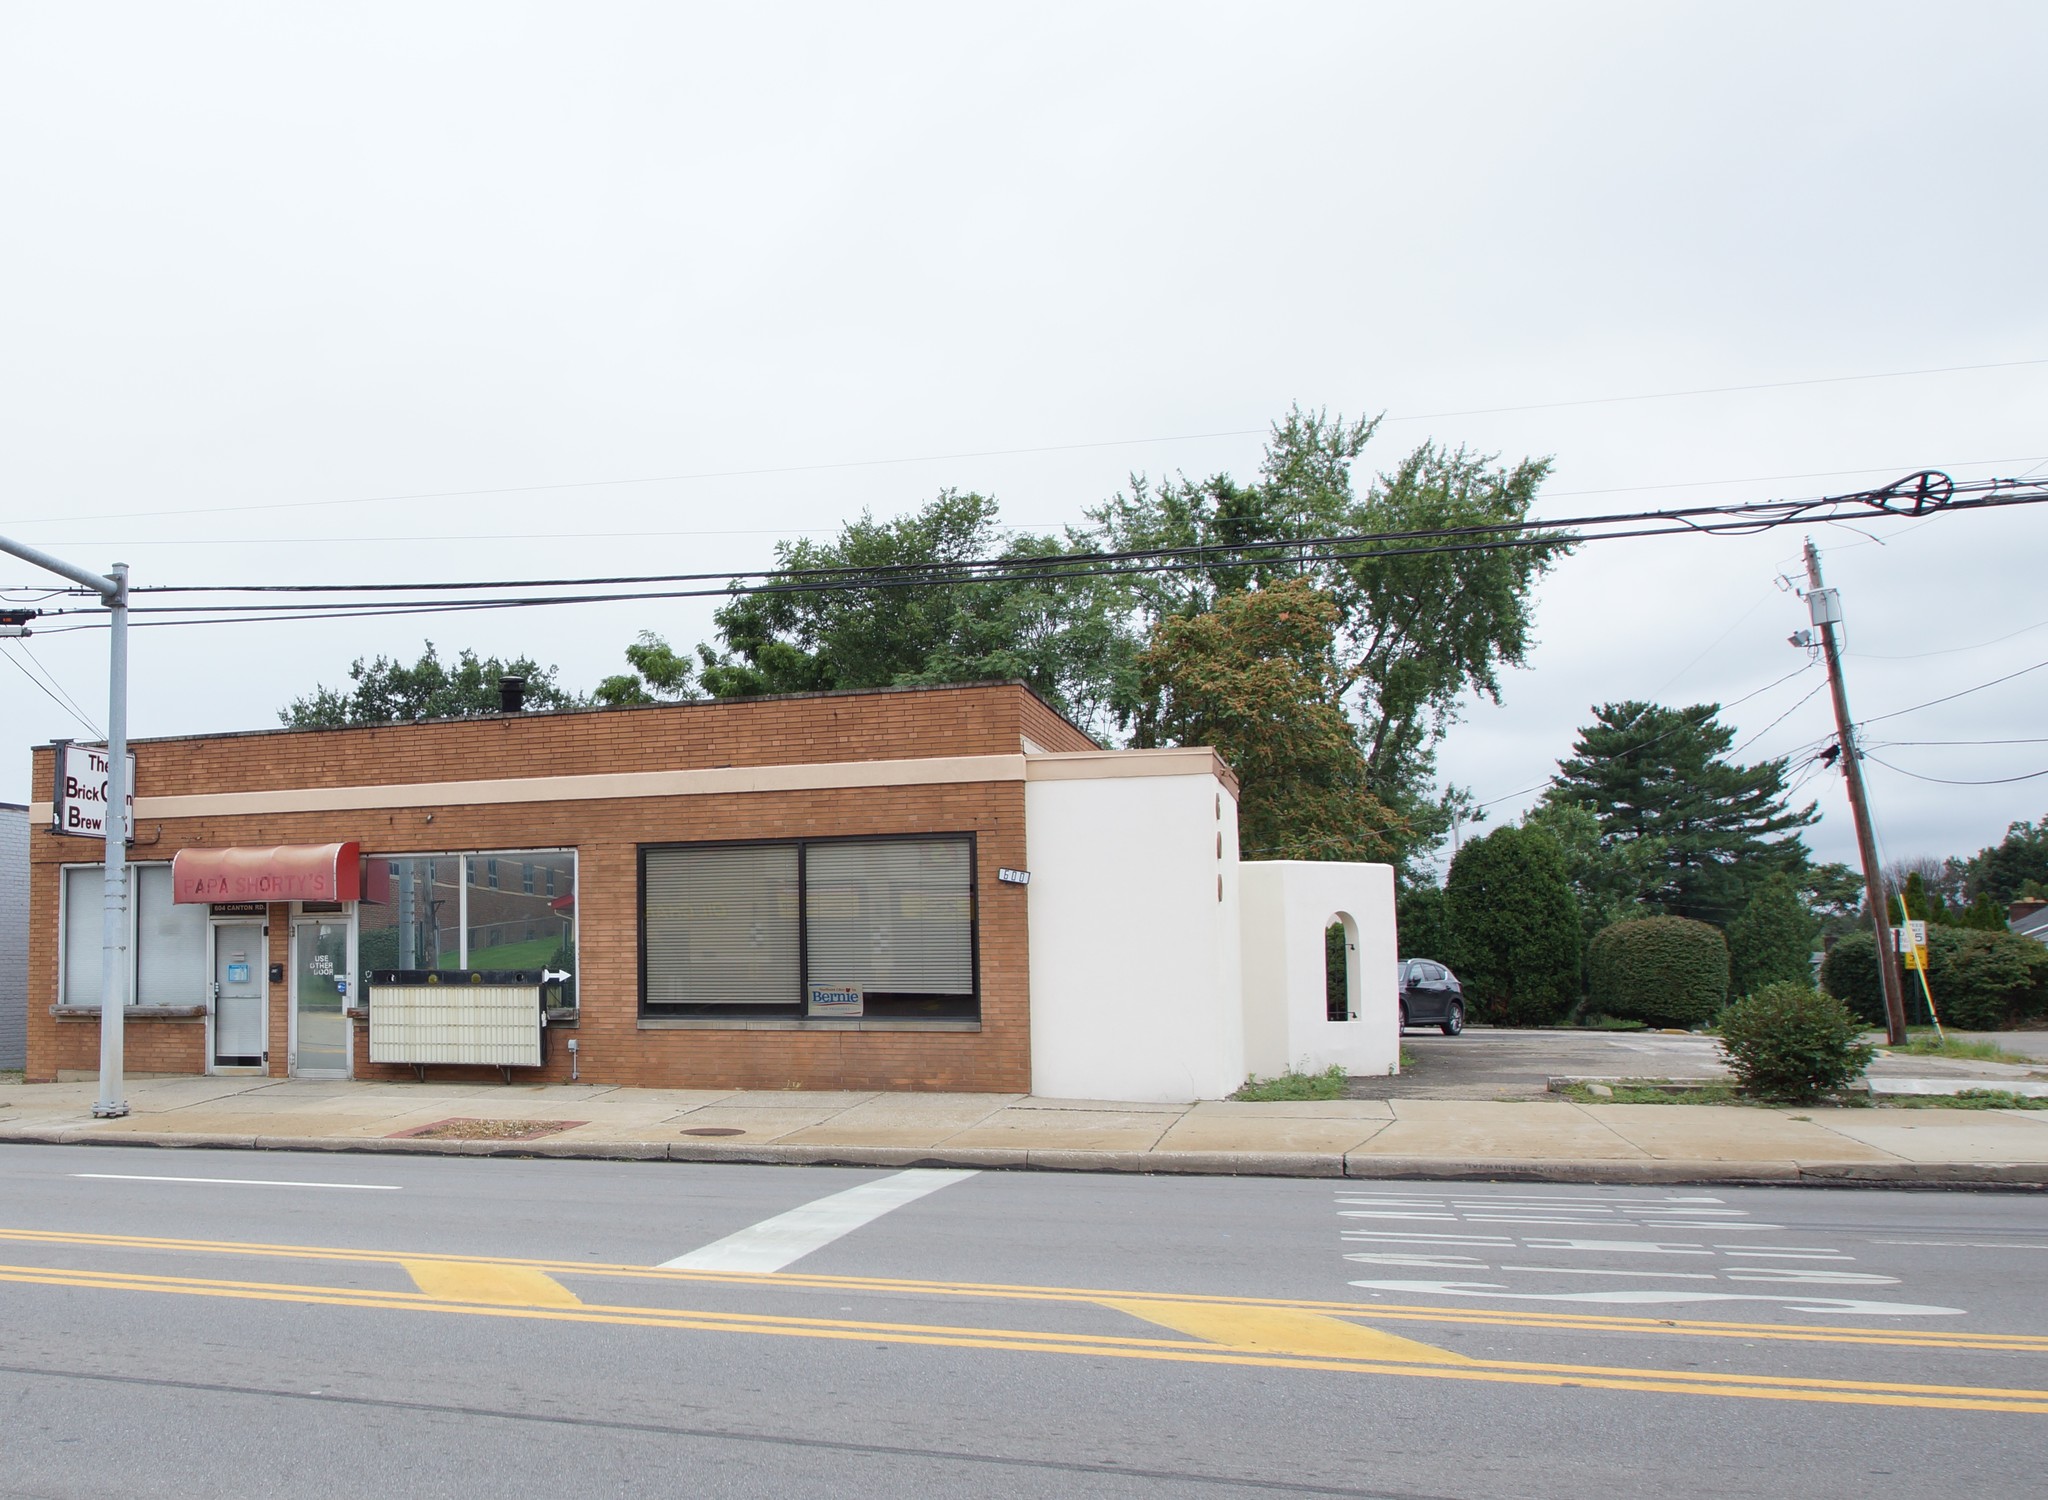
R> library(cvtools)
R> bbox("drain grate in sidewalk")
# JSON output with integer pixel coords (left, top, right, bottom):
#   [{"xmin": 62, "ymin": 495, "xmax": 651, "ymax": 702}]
[{"xmin": 389, "ymin": 1118, "xmax": 587, "ymax": 1142}]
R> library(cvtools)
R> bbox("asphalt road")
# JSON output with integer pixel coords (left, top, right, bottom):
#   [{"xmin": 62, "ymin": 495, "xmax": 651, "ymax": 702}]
[{"xmin": 3, "ymin": 1144, "xmax": 2046, "ymax": 1498}]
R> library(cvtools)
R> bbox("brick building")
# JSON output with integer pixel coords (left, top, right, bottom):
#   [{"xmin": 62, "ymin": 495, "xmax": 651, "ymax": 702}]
[{"xmin": 24, "ymin": 681, "xmax": 1398, "ymax": 1100}]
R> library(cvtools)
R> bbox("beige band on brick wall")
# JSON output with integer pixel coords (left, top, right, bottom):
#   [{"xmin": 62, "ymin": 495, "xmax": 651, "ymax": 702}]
[{"xmin": 25, "ymin": 747, "xmax": 1229, "ymax": 822}]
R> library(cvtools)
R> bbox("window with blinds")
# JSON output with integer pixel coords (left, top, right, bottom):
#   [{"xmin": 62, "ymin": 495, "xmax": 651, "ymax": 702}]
[
  {"xmin": 805, "ymin": 840, "xmax": 972, "ymax": 996},
  {"xmin": 643, "ymin": 843, "xmax": 800, "ymax": 1007},
  {"xmin": 639, "ymin": 835, "xmax": 977, "ymax": 1016}
]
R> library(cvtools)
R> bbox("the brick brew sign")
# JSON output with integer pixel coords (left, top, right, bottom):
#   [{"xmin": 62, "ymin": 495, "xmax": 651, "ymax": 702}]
[{"xmin": 52, "ymin": 740, "xmax": 135, "ymax": 839}]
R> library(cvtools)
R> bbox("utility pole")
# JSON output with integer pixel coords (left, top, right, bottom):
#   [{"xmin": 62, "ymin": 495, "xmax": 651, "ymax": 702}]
[
  {"xmin": 0, "ymin": 535, "xmax": 132, "ymax": 1116},
  {"xmin": 1802, "ymin": 538, "xmax": 1909, "ymax": 1046}
]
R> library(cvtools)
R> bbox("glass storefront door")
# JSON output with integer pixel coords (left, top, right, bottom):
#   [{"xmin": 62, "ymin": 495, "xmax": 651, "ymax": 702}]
[{"xmin": 291, "ymin": 918, "xmax": 353, "ymax": 1078}]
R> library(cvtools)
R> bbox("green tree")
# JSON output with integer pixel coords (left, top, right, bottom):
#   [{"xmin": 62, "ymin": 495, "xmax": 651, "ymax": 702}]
[
  {"xmin": 1800, "ymin": 862, "xmax": 1866, "ymax": 943},
  {"xmin": 1135, "ymin": 578, "xmax": 1402, "ymax": 861},
  {"xmin": 1544, "ymin": 701, "xmax": 1816, "ymax": 926},
  {"xmin": 1726, "ymin": 872, "xmax": 1820, "ymax": 999},
  {"xmin": 672, "ymin": 490, "xmax": 1136, "ymax": 737},
  {"xmin": 1397, "ymin": 884, "xmax": 1451, "ymax": 961},
  {"xmin": 594, "ymin": 631, "xmax": 701, "ymax": 706},
  {"xmin": 281, "ymin": 643, "xmax": 581, "ymax": 727},
  {"xmin": 1519, "ymin": 799, "xmax": 1660, "ymax": 948},
  {"xmin": 1442, "ymin": 823, "xmax": 1582, "ymax": 1026},
  {"xmin": 1962, "ymin": 812, "xmax": 2048, "ymax": 906},
  {"xmin": 1086, "ymin": 405, "xmax": 1568, "ymax": 859}
]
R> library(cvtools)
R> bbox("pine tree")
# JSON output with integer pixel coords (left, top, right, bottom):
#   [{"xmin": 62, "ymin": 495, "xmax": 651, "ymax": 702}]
[{"xmin": 1544, "ymin": 701, "xmax": 1815, "ymax": 926}]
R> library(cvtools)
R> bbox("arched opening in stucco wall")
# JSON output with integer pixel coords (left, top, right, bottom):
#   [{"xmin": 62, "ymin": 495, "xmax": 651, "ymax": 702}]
[{"xmin": 1324, "ymin": 911, "xmax": 1361, "ymax": 1021}]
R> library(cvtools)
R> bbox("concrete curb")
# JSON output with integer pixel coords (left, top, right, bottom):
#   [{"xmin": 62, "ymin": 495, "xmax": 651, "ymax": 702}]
[{"xmin": 3, "ymin": 1125, "xmax": 2044, "ymax": 1188}]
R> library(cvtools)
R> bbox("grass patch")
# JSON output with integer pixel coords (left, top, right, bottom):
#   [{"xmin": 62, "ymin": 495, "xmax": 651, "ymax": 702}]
[
  {"xmin": 1573, "ymin": 1015, "xmax": 1649, "ymax": 1032},
  {"xmin": 1555, "ymin": 1080, "xmax": 1742, "ymax": 1106},
  {"xmin": 1233, "ymin": 1065, "xmax": 1348, "ymax": 1102},
  {"xmin": 1885, "ymin": 1089, "xmax": 2048, "ymax": 1111},
  {"xmin": 1885, "ymin": 1034, "xmax": 2037, "ymax": 1066}
]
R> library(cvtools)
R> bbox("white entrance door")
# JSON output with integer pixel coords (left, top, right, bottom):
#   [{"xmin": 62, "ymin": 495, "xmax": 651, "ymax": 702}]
[
  {"xmin": 290, "ymin": 917, "xmax": 354, "ymax": 1078},
  {"xmin": 211, "ymin": 921, "xmax": 268, "ymax": 1070}
]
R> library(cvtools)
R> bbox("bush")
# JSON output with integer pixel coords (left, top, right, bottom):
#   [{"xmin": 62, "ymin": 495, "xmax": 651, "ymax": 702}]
[
  {"xmin": 1443, "ymin": 825, "xmax": 1582, "ymax": 1026},
  {"xmin": 1820, "ymin": 926, "xmax": 2048, "ymax": 1029},
  {"xmin": 1717, "ymin": 982, "xmax": 1873, "ymax": 1101},
  {"xmin": 1586, "ymin": 916, "xmax": 1728, "ymax": 1028}
]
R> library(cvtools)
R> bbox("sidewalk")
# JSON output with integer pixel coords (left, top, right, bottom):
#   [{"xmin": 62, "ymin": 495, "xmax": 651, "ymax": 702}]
[{"xmin": 4, "ymin": 1074, "xmax": 2046, "ymax": 1187}]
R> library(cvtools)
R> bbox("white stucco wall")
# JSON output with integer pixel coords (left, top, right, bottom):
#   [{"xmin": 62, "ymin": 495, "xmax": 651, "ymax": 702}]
[
  {"xmin": 1239, "ymin": 860, "xmax": 1399, "ymax": 1081},
  {"xmin": 1024, "ymin": 760, "xmax": 1241, "ymax": 1101}
]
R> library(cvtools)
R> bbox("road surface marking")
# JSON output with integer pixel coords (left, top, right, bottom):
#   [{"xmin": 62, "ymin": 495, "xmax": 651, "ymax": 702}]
[
  {"xmin": 402, "ymin": 1261, "xmax": 582, "ymax": 1306},
  {"xmin": 660, "ymin": 1168, "xmax": 977, "ymax": 1273},
  {"xmin": 0, "ymin": 1227, "xmax": 2033, "ymax": 1351},
  {"xmin": 1, "ymin": 1260, "xmax": 2043, "ymax": 1414},
  {"xmin": 1347, "ymin": 1279, "xmax": 1961, "ymax": 1315},
  {"xmin": 70, "ymin": 1174, "xmax": 400, "ymax": 1191},
  {"xmin": 1516, "ymin": 1239, "xmax": 1710, "ymax": 1255},
  {"xmin": 1099, "ymin": 1299, "xmax": 1472, "ymax": 1364}
]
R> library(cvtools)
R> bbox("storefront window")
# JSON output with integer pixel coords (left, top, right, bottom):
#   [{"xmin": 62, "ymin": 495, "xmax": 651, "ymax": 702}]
[
  {"xmin": 360, "ymin": 850, "xmax": 577, "ymax": 1005},
  {"xmin": 640, "ymin": 836, "xmax": 976, "ymax": 1019},
  {"xmin": 60, "ymin": 863, "xmax": 207, "ymax": 1009}
]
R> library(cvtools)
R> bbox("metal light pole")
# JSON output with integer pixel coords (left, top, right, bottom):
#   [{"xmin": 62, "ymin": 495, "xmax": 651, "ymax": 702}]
[{"xmin": 0, "ymin": 535, "xmax": 131, "ymax": 1116}]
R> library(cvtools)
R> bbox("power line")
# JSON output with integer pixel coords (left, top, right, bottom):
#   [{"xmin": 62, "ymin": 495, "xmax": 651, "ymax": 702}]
[
  {"xmin": 9, "ymin": 356, "xmax": 2045, "ymax": 530},
  {"xmin": 1857, "ymin": 657, "xmax": 2048, "ymax": 726},
  {"xmin": 23, "ymin": 472, "xmax": 2048, "ymax": 639},
  {"xmin": 1848, "ymin": 616, "xmax": 2048, "ymax": 661},
  {"xmin": 1474, "ymin": 660, "xmax": 1821, "ymax": 810},
  {"xmin": 1863, "ymin": 754, "xmax": 2048, "ymax": 787},
  {"xmin": 1868, "ymin": 736, "xmax": 2048, "ymax": 748},
  {"xmin": 0, "ymin": 641, "xmax": 101, "ymax": 737},
  {"xmin": 97, "ymin": 470, "xmax": 2048, "ymax": 601},
  {"xmin": 15, "ymin": 636, "xmax": 104, "ymax": 736},
  {"xmin": 25, "ymin": 453, "xmax": 2048, "ymax": 553},
  {"xmin": 1730, "ymin": 679, "xmax": 1831, "ymax": 759}
]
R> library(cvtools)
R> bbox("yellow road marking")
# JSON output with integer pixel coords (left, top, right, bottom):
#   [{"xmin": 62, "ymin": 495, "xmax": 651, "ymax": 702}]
[
  {"xmin": 3, "ymin": 1261, "xmax": 2048, "ymax": 1416},
  {"xmin": 401, "ymin": 1261, "xmax": 581, "ymax": 1307},
  {"xmin": 1101, "ymin": 1299, "xmax": 1472, "ymax": 1363},
  {"xmin": 3, "ymin": 1224, "xmax": 2046, "ymax": 1354}
]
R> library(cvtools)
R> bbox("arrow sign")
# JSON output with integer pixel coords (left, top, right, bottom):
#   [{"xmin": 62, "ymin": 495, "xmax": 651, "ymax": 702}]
[{"xmin": 541, "ymin": 969, "xmax": 572, "ymax": 985}]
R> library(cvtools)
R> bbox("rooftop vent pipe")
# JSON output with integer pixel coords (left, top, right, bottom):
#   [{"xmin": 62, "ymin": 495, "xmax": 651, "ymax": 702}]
[{"xmin": 499, "ymin": 675, "xmax": 526, "ymax": 713}]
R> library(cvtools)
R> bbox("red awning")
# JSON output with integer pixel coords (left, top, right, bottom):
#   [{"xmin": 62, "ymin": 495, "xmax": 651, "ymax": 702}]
[{"xmin": 173, "ymin": 842, "xmax": 364, "ymax": 904}]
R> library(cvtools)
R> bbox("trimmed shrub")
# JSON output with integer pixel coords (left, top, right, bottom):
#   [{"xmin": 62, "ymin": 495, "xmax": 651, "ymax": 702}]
[
  {"xmin": 1586, "ymin": 916, "xmax": 1728, "ymax": 1028},
  {"xmin": 1718, "ymin": 982, "xmax": 1873, "ymax": 1101},
  {"xmin": 1443, "ymin": 825, "xmax": 1582, "ymax": 1027},
  {"xmin": 1821, "ymin": 926, "xmax": 2048, "ymax": 1029},
  {"xmin": 1727, "ymin": 872, "xmax": 1819, "ymax": 999}
]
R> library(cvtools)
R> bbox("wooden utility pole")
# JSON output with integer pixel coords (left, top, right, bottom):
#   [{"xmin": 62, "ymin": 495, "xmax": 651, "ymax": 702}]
[{"xmin": 1803, "ymin": 538, "xmax": 1909, "ymax": 1045}]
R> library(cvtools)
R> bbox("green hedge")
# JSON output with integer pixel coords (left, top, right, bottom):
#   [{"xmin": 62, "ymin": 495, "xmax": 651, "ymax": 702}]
[
  {"xmin": 1586, "ymin": 916, "xmax": 1728, "ymax": 1028},
  {"xmin": 1820, "ymin": 926, "xmax": 2048, "ymax": 1030}
]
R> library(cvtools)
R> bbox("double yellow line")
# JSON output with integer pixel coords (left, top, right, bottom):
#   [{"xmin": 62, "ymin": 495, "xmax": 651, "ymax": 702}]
[{"xmin": 3, "ymin": 1226, "xmax": 2046, "ymax": 1414}]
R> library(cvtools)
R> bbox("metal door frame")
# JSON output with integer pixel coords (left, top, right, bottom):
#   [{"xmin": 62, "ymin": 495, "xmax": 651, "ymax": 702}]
[
  {"xmin": 206, "ymin": 917, "xmax": 269, "ymax": 1074},
  {"xmin": 287, "ymin": 905, "xmax": 357, "ymax": 1079}
]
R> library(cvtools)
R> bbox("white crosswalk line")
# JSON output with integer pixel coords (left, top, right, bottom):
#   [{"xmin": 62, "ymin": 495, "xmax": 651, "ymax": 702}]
[{"xmin": 660, "ymin": 1168, "xmax": 978, "ymax": 1273}]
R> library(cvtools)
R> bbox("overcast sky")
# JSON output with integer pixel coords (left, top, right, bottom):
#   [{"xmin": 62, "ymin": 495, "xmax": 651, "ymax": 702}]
[{"xmin": 3, "ymin": 2, "xmax": 2044, "ymax": 878}]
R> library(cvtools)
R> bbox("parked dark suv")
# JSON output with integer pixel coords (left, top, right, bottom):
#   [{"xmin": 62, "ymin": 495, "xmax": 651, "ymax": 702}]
[{"xmin": 1398, "ymin": 959, "xmax": 1465, "ymax": 1035}]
